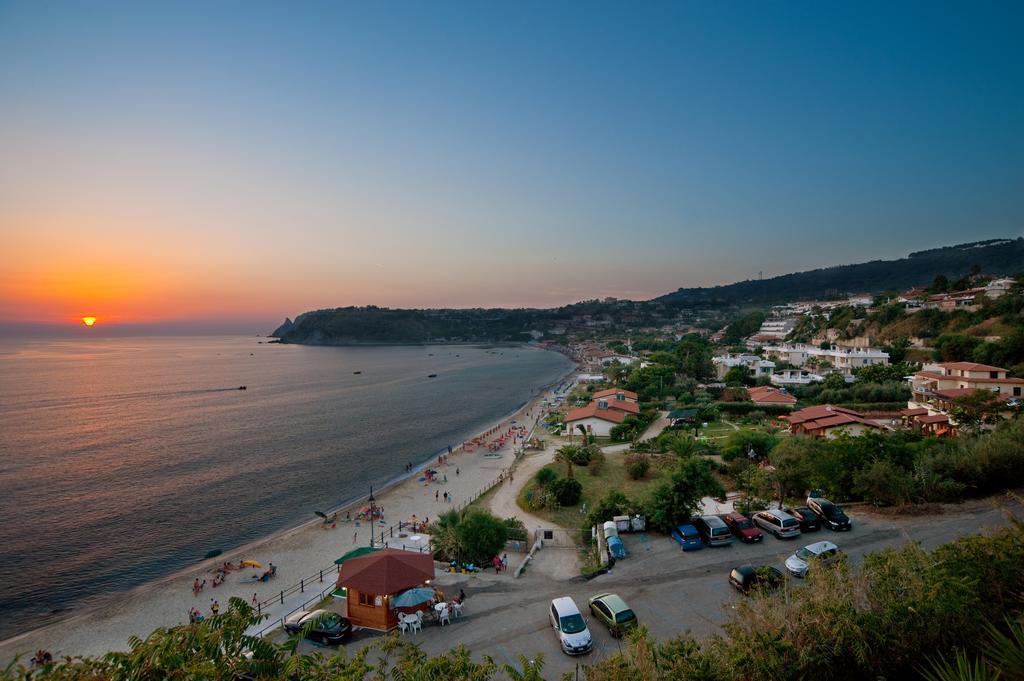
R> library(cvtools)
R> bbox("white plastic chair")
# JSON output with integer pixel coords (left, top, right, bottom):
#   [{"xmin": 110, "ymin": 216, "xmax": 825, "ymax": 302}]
[
  {"xmin": 398, "ymin": 618, "xmax": 409, "ymax": 635},
  {"xmin": 439, "ymin": 606, "xmax": 451, "ymax": 626},
  {"xmin": 411, "ymin": 611, "xmax": 423, "ymax": 633}
]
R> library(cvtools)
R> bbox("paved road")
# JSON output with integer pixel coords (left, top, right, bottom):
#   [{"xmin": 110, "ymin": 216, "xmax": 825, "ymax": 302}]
[{"xmin": 296, "ymin": 498, "xmax": 1022, "ymax": 677}]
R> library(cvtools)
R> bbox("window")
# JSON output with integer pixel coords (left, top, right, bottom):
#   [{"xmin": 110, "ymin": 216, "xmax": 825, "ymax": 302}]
[{"xmin": 358, "ymin": 592, "xmax": 369, "ymax": 606}]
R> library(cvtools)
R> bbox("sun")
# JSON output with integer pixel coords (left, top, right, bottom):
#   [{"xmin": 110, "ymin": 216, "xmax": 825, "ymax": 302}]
[{"xmin": 81, "ymin": 316, "xmax": 97, "ymax": 327}]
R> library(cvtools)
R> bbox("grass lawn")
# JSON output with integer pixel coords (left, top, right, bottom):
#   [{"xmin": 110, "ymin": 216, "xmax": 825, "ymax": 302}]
[{"xmin": 517, "ymin": 450, "xmax": 672, "ymax": 532}]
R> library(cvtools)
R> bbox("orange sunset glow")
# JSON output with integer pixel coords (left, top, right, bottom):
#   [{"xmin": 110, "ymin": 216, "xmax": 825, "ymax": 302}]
[{"xmin": 81, "ymin": 317, "xmax": 97, "ymax": 327}]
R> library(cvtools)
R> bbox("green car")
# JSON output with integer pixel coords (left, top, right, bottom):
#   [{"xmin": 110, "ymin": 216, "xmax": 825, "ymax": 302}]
[{"xmin": 587, "ymin": 593, "xmax": 638, "ymax": 637}]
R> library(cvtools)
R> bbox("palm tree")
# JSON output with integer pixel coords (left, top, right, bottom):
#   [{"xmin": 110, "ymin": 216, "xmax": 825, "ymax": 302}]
[
  {"xmin": 503, "ymin": 653, "xmax": 545, "ymax": 681},
  {"xmin": 429, "ymin": 509, "xmax": 465, "ymax": 563},
  {"xmin": 555, "ymin": 444, "xmax": 581, "ymax": 479}
]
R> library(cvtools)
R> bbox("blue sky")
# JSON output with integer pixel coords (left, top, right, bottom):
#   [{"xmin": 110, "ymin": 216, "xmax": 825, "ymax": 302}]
[{"xmin": 1, "ymin": 1, "xmax": 1022, "ymax": 325}]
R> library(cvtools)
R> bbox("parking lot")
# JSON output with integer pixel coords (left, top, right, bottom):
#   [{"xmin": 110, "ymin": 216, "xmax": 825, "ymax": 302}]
[{"xmin": 296, "ymin": 498, "xmax": 1022, "ymax": 678}]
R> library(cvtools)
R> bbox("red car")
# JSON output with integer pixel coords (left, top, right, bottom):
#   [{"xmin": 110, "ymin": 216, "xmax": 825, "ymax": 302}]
[{"xmin": 721, "ymin": 512, "xmax": 763, "ymax": 543}]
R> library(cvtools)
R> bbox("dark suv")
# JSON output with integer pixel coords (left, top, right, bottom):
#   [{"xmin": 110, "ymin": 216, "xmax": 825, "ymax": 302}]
[
  {"xmin": 784, "ymin": 506, "xmax": 820, "ymax": 532},
  {"xmin": 806, "ymin": 497, "xmax": 852, "ymax": 531},
  {"xmin": 721, "ymin": 512, "xmax": 763, "ymax": 543}
]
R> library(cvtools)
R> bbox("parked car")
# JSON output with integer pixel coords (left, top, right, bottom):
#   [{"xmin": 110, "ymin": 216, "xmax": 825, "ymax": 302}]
[
  {"xmin": 728, "ymin": 565, "xmax": 785, "ymax": 594},
  {"xmin": 670, "ymin": 524, "xmax": 703, "ymax": 551},
  {"xmin": 785, "ymin": 541, "xmax": 842, "ymax": 577},
  {"xmin": 282, "ymin": 609, "xmax": 352, "ymax": 644},
  {"xmin": 693, "ymin": 515, "xmax": 734, "ymax": 546},
  {"xmin": 588, "ymin": 593, "xmax": 638, "ymax": 637},
  {"xmin": 721, "ymin": 512, "xmax": 763, "ymax": 543},
  {"xmin": 805, "ymin": 496, "xmax": 852, "ymax": 531},
  {"xmin": 784, "ymin": 506, "xmax": 820, "ymax": 532},
  {"xmin": 752, "ymin": 509, "xmax": 802, "ymax": 539},
  {"xmin": 549, "ymin": 597, "xmax": 593, "ymax": 655}
]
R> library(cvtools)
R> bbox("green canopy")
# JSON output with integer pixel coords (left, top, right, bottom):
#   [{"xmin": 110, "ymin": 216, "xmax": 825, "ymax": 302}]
[{"xmin": 334, "ymin": 546, "xmax": 380, "ymax": 565}]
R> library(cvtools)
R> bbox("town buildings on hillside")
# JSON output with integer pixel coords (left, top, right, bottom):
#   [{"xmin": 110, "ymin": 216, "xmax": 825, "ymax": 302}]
[
  {"xmin": 712, "ymin": 354, "xmax": 776, "ymax": 380},
  {"xmin": 761, "ymin": 343, "xmax": 889, "ymax": 377}
]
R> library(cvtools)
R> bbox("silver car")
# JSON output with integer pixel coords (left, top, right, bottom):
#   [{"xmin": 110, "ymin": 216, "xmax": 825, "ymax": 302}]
[
  {"xmin": 785, "ymin": 540, "xmax": 842, "ymax": 577},
  {"xmin": 753, "ymin": 509, "xmax": 802, "ymax": 539}
]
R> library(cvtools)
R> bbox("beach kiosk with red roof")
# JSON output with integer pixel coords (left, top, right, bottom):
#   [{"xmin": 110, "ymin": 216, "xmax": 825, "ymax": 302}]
[{"xmin": 335, "ymin": 548, "xmax": 435, "ymax": 631}]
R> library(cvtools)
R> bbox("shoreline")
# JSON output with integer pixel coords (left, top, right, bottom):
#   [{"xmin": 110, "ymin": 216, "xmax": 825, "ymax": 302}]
[{"xmin": 0, "ymin": 360, "xmax": 578, "ymax": 660}]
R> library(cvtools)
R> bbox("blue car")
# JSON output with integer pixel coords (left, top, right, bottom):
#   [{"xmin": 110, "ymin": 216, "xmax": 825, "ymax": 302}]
[{"xmin": 671, "ymin": 524, "xmax": 703, "ymax": 551}]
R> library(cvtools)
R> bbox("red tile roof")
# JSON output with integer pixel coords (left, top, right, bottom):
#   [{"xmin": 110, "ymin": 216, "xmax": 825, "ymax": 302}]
[
  {"xmin": 591, "ymin": 388, "xmax": 639, "ymax": 401},
  {"xmin": 917, "ymin": 414, "xmax": 950, "ymax": 424},
  {"xmin": 746, "ymin": 386, "xmax": 797, "ymax": 405},
  {"xmin": 564, "ymin": 403, "xmax": 627, "ymax": 424},
  {"xmin": 785, "ymin": 404, "xmax": 882, "ymax": 433},
  {"xmin": 900, "ymin": 408, "xmax": 929, "ymax": 417},
  {"xmin": 595, "ymin": 399, "xmax": 640, "ymax": 414},
  {"xmin": 939, "ymin": 362, "xmax": 1009, "ymax": 372}
]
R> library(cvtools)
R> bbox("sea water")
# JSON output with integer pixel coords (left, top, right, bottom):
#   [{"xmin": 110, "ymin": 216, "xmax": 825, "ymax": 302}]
[{"xmin": 0, "ymin": 336, "xmax": 572, "ymax": 640}]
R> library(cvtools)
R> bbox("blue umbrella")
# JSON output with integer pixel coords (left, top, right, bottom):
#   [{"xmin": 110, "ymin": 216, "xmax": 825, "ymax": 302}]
[{"xmin": 391, "ymin": 587, "xmax": 435, "ymax": 608}]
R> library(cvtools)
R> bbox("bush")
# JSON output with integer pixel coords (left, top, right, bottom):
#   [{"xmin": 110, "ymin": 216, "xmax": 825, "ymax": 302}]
[
  {"xmin": 549, "ymin": 477, "xmax": 583, "ymax": 506},
  {"xmin": 588, "ymin": 449, "xmax": 606, "ymax": 475},
  {"xmin": 534, "ymin": 467, "xmax": 558, "ymax": 487},
  {"xmin": 587, "ymin": 490, "xmax": 634, "ymax": 527},
  {"xmin": 454, "ymin": 510, "xmax": 510, "ymax": 564},
  {"xmin": 625, "ymin": 452, "xmax": 651, "ymax": 480}
]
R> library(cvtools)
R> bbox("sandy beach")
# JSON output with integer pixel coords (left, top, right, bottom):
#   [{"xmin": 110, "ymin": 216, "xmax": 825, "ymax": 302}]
[{"xmin": 0, "ymin": 371, "xmax": 575, "ymax": 662}]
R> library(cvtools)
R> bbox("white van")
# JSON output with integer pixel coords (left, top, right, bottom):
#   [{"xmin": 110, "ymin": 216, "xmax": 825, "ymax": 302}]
[{"xmin": 549, "ymin": 597, "xmax": 593, "ymax": 655}]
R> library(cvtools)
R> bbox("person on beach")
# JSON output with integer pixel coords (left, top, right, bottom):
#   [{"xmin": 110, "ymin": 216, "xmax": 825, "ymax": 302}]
[
  {"xmin": 210, "ymin": 599, "xmax": 220, "ymax": 616},
  {"xmin": 502, "ymin": 553, "xmax": 508, "ymax": 571},
  {"xmin": 435, "ymin": 490, "xmax": 439, "ymax": 501},
  {"xmin": 353, "ymin": 531, "xmax": 357, "ymax": 543},
  {"xmin": 193, "ymin": 578, "xmax": 201, "ymax": 595},
  {"xmin": 251, "ymin": 593, "xmax": 258, "ymax": 607},
  {"xmin": 456, "ymin": 467, "xmax": 460, "ymax": 476}
]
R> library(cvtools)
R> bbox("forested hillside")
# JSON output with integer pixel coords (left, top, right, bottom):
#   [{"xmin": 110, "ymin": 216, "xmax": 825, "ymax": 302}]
[{"xmin": 657, "ymin": 238, "xmax": 1024, "ymax": 304}]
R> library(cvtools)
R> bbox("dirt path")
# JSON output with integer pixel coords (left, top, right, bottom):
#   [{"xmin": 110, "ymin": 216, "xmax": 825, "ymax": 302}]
[
  {"xmin": 486, "ymin": 449, "xmax": 555, "ymax": 533},
  {"xmin": 639, "ymin": 410, "xmax": 670, "ymax": 440}
]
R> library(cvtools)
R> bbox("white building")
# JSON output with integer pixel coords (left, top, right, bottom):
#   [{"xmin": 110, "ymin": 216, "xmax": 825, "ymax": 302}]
[
  {"xmin": 756, "ymin": 317, "xmax": 798, "ymax": 339},
  {"xmin": 761, "ymin": 343, "xmax": 889, "ymax": 377},
  {"xmin": 713, "ymin": 354, "xmax": 776, "ymax": 380},
  {"xmin": 771, "ymin": 369, "xmax": 825, "ymax": 387}
]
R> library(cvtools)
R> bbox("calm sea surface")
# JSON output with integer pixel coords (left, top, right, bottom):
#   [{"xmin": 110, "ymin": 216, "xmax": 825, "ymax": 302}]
[{"xmin": 0, "ymin": 336, "xmax": 572, "ymax": 640}]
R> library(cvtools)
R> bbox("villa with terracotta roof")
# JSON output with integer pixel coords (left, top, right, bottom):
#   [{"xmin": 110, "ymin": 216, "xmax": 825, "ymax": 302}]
[
  {"xmin": 784, "ymin": 404, "xmax": 887, "ymax": 438},
  {"xmin": 907, "ymin": 362, "xmax": 1024, "ymax": 432},
  {"xmin": 563, "ymin": 401, "xmax": 628, "ymax": 437},
  {"xmin": 746, "ymin": 385, "xmax": 797, "ymax": 408}
]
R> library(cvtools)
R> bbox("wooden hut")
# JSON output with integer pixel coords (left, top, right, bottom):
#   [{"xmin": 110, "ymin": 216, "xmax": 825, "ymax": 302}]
[{"xmin": 335, "ymin": 548, "xmax": 435, "ymax": 631}]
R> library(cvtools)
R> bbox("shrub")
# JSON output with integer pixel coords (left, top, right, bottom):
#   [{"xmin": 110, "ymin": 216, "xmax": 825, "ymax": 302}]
[
  {"xmin": 587, "ymin": 490, "xmax": 634, "ymax": 527},
  {"xmin": 534, "ymin": 467, "xmax": 558, "ymax": 487},
  {"xmin": 549, "ymin": 477, "xmax": 583, "ymax": 506},
  {"xmin": 625, "ymin": 452, "xmax": 651, "ymax": 480},
  {"xmin": 588, "ymin": 449, "xmax": 606, "ymax": 475}
]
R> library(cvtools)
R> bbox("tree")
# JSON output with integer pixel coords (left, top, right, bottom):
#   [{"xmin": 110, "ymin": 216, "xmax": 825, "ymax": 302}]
[
  {"xmin": 769, "ymin": 437, "xmax": 817, "ymax": 507},
  {"xmin": 555, "ymin": 444, "xmax": 582, "ymax": 478},
  {"xmin": 734, "ymin": 465, "xmax": 772, "ymax": 514},
  {"xmin": 823, "ymin": 372, "xmax": 847, "ymax": 390},
  {"xmin": 587, "ymin": 490, "xmax": 635, "ymax": 526},
  {"xmin": 722, "ymin": 430, "xmax": 778, "ymax": 462},
  {"xmin": 644, "ymin": 458, "xmax": 725, "ymax": 532},
  {"xmin": 548, "ymin": 477, "xmax": 583, "ymax": 506},
  {"xmin": 950, "ymin": 390, "xmax": 1006, "ymax": 434},
  {"xmin": 454, "ymin": 510, "xmax": 510, "ymax": 564},
  {"xmin": 723, "ymin": 366, "xmax": 753, "ymax": 387}
]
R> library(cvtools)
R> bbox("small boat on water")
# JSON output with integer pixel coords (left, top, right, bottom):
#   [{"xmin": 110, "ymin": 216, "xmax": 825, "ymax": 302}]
[
  {"xmin": 353, "ymin": 371, "xmax": 362, "ymax": 375},
  {"xmin": 238, "ymin": 386, "xmax": 247, "ymax": 390},
  {"xmin": 428, "ymin": 374, "xmax": 438, "ymax": 378}
]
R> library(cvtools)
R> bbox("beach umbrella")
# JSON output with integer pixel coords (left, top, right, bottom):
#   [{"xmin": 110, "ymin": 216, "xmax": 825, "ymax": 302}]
[{"xmin": 390, "ymin": 587, "xmax": 435, "ymax": 608}]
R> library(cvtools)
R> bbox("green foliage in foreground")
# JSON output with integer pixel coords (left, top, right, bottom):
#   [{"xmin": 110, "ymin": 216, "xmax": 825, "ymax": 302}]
[{"xmin": 8, "ymin": 518, "xmax": 1024, "ymax": 681}]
